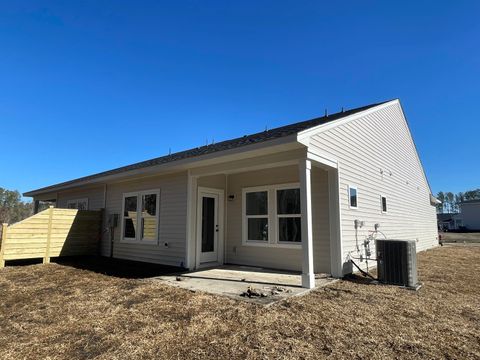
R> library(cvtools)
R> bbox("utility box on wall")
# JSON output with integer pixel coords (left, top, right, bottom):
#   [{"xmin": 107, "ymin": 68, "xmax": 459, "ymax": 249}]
[{"xmin": 376, "ymin": 239, "xmax": 420, "ymax": 289}]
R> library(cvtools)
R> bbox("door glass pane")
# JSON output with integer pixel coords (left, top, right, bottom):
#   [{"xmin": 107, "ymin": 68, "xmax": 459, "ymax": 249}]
[
  {"xmin": 279, "ymin": 217, "xmax": 301, "ymax": 242},
  {"xmin": 202, "ymin": 196, "xmax": 215, "ymax": 252},
  {"xmin": 142, "ymin": 194, "xmax": 157, "ymax": 240},
  {"xmin": 248, "ymin": 218, "xmax": 268, "ymax": 241},
  {"xmin": 277, "ymin": 189, "xmax": 300, "ymax": 214},
  {"xmin": 246, "ymin": 191, "xmax": 268, "ymax": 215},
  {"xmin": 124, "ymin": 196, "xmax": 137, "ymax": 238}
]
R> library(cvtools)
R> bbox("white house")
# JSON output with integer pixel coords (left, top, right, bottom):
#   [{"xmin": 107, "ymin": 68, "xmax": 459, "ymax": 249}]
[{"xmin": 24, "ymin": 99, "xmax": 439, "ymax": 288}]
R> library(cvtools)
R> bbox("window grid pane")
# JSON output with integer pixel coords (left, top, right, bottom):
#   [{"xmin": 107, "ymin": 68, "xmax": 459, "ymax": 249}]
[
  {"xmin": 246, "ymin": 191, "xmax": 268, "ymax": 215},
  {"xmin": 247, "ymin": 218, "xmax": 268, "ymax": 241},
  {"xmin": 277, "ymin": 189, "xmax": 300, "ymax": 215},
  {"xmin": 278, "ymin": 217, "xmax": 301, "ymax": 243}
]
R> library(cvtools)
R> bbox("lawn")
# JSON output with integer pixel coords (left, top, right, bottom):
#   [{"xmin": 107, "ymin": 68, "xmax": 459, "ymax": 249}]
[
  {"xmin": 440, "ymin": 231, "xmax": 480, "ymax": 243},
  {"xmin": 0, "ymin": 245, "xmax": 479, "ymax": 359}
]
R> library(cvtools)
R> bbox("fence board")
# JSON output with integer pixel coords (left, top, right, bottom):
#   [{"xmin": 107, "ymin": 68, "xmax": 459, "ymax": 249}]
[{"xmin": 0, "ymin": 207, "xmax": 103, "ymax": 266}]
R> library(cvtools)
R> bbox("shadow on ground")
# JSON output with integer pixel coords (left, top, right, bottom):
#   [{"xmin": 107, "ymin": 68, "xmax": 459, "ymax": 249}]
[{"xmin": 53, "ymin": 256, "xmax": 182, "ymax": 279}]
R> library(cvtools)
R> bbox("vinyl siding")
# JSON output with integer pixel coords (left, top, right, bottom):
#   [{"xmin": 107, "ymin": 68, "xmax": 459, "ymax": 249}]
[
  {"xmin": 308, "ymin": 102, "xmax": 438, "ymax": 273},
  {"xmin": 103, "ymin": 172, "xmax": 188, "ymax": 266},
  {"xmin": 311, "ymin": 166, "xmax": 331, "ymax": 273},
  {"xmin": 225, "ymin": 164, "xmax": 330, "ymax": 272},
  {"xmin": 33, "ymin": 192, "xmax": 57, "ymax": 202},
  {"xmin": 197, "ymin": 174, "xmax": 227, "ymax": 190},
  {"xmin": 57, "ymin": 186, "xmax": 105, "ymax": 210}
]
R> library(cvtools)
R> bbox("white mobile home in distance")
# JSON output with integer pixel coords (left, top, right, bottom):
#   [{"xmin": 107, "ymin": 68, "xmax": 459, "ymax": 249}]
[{"xmin": 24, "ymin": 99, "xmax": 439, "ymax": 288}]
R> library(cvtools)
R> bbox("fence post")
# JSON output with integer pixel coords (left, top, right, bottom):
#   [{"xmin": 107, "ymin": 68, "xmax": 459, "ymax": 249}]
[
  {"xmin": 43, "ymin": 206, "xmax": 54, "ymax": 264},
  {"xmin": 0, "ymin": 223, "xmax": 7, "ymax": 268}
]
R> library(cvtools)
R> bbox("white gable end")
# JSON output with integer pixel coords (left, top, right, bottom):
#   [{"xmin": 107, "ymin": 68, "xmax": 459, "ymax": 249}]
[{"xmin": 302, "ymin": 100, "xmax": 438, "ymax": 273}]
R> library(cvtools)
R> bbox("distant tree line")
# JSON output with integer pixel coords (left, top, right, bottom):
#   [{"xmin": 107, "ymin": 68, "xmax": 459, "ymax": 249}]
[
  {"xmin": 436, "ymin": 188, "xmax": 480, "ymax": 214},
  {"xmin": 0, "ymin": 188, "xmax": 33, "ymax": 224}
]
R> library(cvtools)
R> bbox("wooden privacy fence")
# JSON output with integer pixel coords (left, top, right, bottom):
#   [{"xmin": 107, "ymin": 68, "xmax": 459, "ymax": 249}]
[{"xmin": 0, "ymin": 206, "xmax": 103, "ymax": 267}]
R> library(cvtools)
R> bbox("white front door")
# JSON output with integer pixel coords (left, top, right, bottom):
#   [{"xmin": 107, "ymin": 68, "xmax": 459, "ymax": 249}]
[{"xmin": 197, "ymin": 188, "xmax": 224, "ymax": 265}]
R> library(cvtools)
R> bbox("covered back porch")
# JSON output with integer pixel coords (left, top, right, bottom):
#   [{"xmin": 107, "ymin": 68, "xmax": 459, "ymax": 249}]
[{"xmin": 185, "ymin": 148, "xmax": 343, "ymax": 288}]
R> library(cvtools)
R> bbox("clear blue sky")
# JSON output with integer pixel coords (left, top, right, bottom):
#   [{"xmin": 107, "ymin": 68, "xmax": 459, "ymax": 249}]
[{"xmin": 0, "ymin": 1, "xmax": 478, "ymax": 199}]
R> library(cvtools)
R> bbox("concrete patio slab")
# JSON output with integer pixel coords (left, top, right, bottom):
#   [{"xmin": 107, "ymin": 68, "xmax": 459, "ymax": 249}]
[{"xmin": 154, "ymin": 265, "xmax": 338, "ymax": 305}]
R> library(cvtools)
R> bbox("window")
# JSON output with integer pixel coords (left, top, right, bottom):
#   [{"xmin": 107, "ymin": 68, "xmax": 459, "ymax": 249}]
[
  {"xmin": 277, "ymin": 188, "xmax": 301, "ymax": 243},
  {"xmin": 381, "ymin": 196, "xmax": 387, "ymax": 213},
  {"xmin": 121, "ymin": 190, "xmax": 160, "ymax": 243},
  {"xmin": 245, "ymin": 190, "xmax": 269, "ymax": 242},
  {"xmin": 66, "ymin": 198, "xmax": 89, "ymax": 210},
  {"xmin": 348, "ymin": 186, "xmax": 358, "ymax": 208},
  {"xmin": 243, "ymin": 184, "xmax": 301, "ymax": 247}
]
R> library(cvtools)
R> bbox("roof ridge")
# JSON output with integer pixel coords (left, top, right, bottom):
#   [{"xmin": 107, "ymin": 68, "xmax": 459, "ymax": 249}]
[{"xmin": 24, "ymin": 99, "xmax": 393, "ymax": 196}]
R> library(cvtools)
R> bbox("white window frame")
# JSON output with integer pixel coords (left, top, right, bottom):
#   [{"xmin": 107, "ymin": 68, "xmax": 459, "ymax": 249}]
[
  {"xmin": 120, "ymin": 189, "xmax": 160, "ymax": 244},
  {"xmin": 242, "ymin": 183, "xmax": 302, "ymax": 249},
  {"xmin": 380, "ymin": 195, "xmax": 388, "ymax": 213},
  {"xmin": 66, "ymin": 198, "xmax": 89, "ymax": 210},
  {"xmin": 275, "ymin": 184, "xmax": 302, "ymax": 246},
  {"xmin": 348, "ymin": 185, "xmax": 358, "ymax": 209},
  {"xmin": 242, "ymin": 186, "xmax": 270, "ymax": 246}
]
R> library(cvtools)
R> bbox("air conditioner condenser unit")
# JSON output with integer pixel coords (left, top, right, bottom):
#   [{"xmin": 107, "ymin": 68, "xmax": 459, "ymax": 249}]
[{"xmin": 376, "ymin": 239, "xmax": 421, "ymax": 290}]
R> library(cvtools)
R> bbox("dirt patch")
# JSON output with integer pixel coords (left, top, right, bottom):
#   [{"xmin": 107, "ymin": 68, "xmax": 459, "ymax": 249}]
[{"xmin": 0, "ymin": 247, "xmax": 479, "ymax": 359}]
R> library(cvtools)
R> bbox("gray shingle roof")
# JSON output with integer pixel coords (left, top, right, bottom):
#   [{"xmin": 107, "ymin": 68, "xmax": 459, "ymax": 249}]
[{"xmin": 24, "ymin": 100, "xmax": 389, "ymax": 196}]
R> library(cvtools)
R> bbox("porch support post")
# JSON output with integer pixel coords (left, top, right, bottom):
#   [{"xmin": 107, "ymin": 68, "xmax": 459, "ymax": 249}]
[{"xmin": 299, "ymin": 159, "xmax": 315, "ymax": 289}]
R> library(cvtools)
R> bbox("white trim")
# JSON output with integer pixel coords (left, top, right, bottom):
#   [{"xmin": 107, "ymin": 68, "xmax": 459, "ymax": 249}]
[
  {"xmin": 299, "ymin": 159, "xmax": 314, "ymax": 288},
  {"xmin": 348, "ymin": 185, "xmax": 358, "ymax": 209},
  {"xmin": 242, "ymin": 183, "xmax": 302, "ymax": 249},
  {"xmin": 66, "ymin": 198, "xmax": 89, "ymax": 210},
  {"xmin": 120, "ymin": 189, "xmax": 161, "ymax": 244},
  {"xmin": 297, "ymin": 100, "xmax": 399, "ymax": 142},
  {"xmin": 306, "ymin": 151, "xmax": 338, "ymax": 169},
  {"xmin": 395, "ymin": 101, "xmax": 435, "ymax": 197},
  {"xmin": 380, "ymin": 195, "xmax": 388, "ymax": 213},
  {"xmin": 242, "ymin": 186, "xmax": 270, "ymax": 246}
]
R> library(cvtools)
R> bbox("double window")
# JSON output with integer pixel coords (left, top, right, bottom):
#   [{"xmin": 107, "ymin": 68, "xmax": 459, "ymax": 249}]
[
  {"xmin": 243, "ymin": 184, "xmax": 301, "ymax": 247},
  {"xmin": 121, "ymin": 189, "xmax": 160, "ymax": 243},
  {"xmin": 66, "ymin": 198, "xmax": 88, "ymax": 210}
]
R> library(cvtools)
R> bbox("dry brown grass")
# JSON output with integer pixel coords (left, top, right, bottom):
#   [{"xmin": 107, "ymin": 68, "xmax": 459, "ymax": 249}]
[
  {"xmin": 441, "ymin": 231, "xmax": 480, "ymax": 243},
  {"xmin": 0, "ymin": 246, "xmax": 479, "ymax": 359}
]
